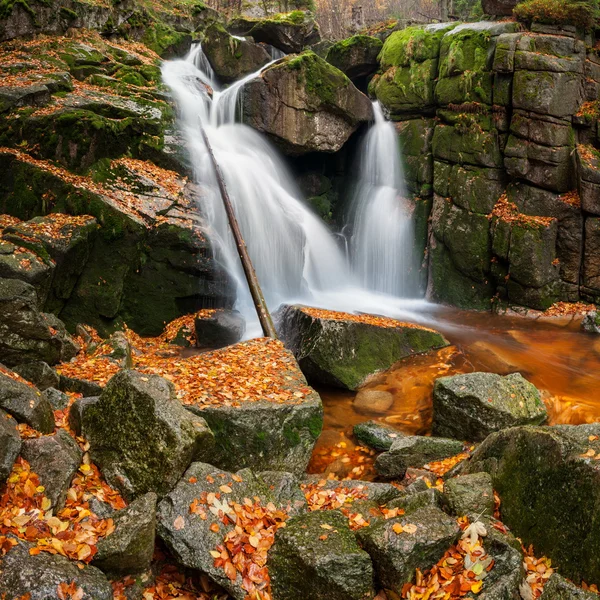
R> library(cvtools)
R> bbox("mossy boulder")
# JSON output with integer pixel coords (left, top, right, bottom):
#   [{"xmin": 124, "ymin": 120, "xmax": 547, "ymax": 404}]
[
  {"xmin": 443, "ymin": 472, "xmax": 494, "ymax": 519},
  {"xmin": 194, "ymin": 309, "xmax": 245, "ymax": 349},
  {"xmin": 372, "ymin": 24, "xmax": 456, "ymax": 116},
  {"xmin": 81, "ymin": 370, "xmax": 215, "ymax": 500},
  {"xmin": 203, "ymin": 23, "xmax": 271, "ymax": 83},
  {"xmin": 157, "ymin": 462, "xmax": 307, "ymax": 599},
  {"xmin": 356, "ymin": 507, "xmax": 461, "ymax": 596},
  {"xmin": 325, "ymin": 35, "xmax": 382, "ymax": 80},
  {"xmin": 465, "ymin": 424, "xmax": 600, "ymax": 583},
  {"xmin": 0, "ymin": 537, "xmax": 113, "ymax": 600},
  {"xmin": 353, "ymin": 420, "xmax": 405, "ymax": 452},
  {"xmin": 375, "ymin": 435, "xmax": 464, "ymax": 479},
  {"xmin": 541, "ymin": 573, "xmax": 598, "ymax": 599},
  {"xmin": 275, "ymin": 304, "xmax": 449, "ymax": 391},
  {"xmin": 228, "ymin": 11, "xmax": 320, "ymax": 54},
  {"xmin": 269, "ymin": 510, "xmax": 375, "ymax": 600},
  {"xmin": 13, "ymin": 361, "xmax": 59, "ymax": 391},
  {"xmin": 433, "ymin": 372, "xmax": 547, "ymax": 442},
  {"xmin": 396, "ymin": 118, "xmax": 435, "ymax": 196},
  {"xmin": 582, "ymin": 310, "xmax": 600, "ymax": 333},
  {"xmin": 241, "ymin": 51, "xmax": 373, "ymax": 155}
]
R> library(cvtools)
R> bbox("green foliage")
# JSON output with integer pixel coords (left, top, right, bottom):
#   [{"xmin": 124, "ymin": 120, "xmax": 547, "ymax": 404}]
[
  {"xmin": 514, "ymin": 0, "xmax": 600, "ymax": 30},
  {"xmin": 453, "ymin": 0, "xmax": 484, "ymax": 20}
]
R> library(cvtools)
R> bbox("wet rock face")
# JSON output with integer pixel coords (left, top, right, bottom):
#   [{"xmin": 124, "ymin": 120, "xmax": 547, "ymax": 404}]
[
  {"xmin": 203, "ymin": 24, "xmax": 271, "ymax": 83},
  {"xmin": 81, "ymin": 370, "xmax": 215, "ymax": 500},
  {"xmin": 269, "ymin": 510, "xmax": 375, "ymax": 600},
  {"xmin": 241, "ymin": 52, "xmax": 373, "ymax": 155},
  {"xmin": 432, "ymin": 372, "xmax": 548, "ymax": 442},
  {"xmin": 0, "ymin": 538, "xmax": 113, "ymax": 600},
  {"xmin": 465, "ymin": 424, "xmax": 600, "ymax": 584},
  {"xmin": 0, "ymin": 409, "xmax": 21, "ymax": 483},
  {"xmin": 275, "ymin": 304, "xmax": 448, "ymax": 390},
  {"xmin": 194, "ymin": 309, "xmax": 246, "ymax": 349}
]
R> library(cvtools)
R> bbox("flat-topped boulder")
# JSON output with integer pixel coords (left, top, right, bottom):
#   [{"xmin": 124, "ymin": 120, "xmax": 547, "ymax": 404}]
[
  {"xmin": 228, "ymin": 11, "xmax": 321, "ymax": 54},
  {"xmin": 275, "ymin": 304, "xmax": 449, "ymax": 390},
  {"xmin": 241, "ymin": 51, "xmax": 373, "ymax": 155}
]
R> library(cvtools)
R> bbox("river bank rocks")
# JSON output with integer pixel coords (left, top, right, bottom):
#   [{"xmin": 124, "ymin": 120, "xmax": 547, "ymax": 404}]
[
  {"xmin": 276, "ymin": 304, "xmax": 449, "ymax": 390},
  {"xmin": 433, "ymin": 372, "xmax": 548, "ymax": 442},
  {"xmin": 241, "ymin": 51, "xmax": 373, "ymax": 155},
  {"xmin": 325, "ymin": 35, "xmax": 383, "ymax": 81},
  {"xmin": 465, "ymin": 423, "xmax": 600, "ymax": 584}
]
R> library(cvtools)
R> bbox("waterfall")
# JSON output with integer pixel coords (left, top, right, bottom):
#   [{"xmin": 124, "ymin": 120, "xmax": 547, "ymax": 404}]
[
  {"xmin": 161, "ymin": 45, "xmax": 353, "ymax": 334},
  {"xmin": 349, "ymin": 102, "xmax": 420, "ymax": 297}
]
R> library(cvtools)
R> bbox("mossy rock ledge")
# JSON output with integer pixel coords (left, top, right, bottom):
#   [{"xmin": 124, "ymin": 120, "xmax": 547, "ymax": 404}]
[
  {"xmin": 275, "ymin": 304, "xmax": 449, "ymax": 391},
  {"xmin": 465, "ymin": 423, "xmax": 600, "ymax": 584}
]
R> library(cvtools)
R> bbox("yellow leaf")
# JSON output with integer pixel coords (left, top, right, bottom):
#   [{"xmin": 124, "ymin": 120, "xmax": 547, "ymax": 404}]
[
  {"xmin": 471, "ymin": 581, "xmax": 483, "ymax": 594},
  {"xmin": 392, "ymin": 523, "xmax": 404, "ymax": 535}
]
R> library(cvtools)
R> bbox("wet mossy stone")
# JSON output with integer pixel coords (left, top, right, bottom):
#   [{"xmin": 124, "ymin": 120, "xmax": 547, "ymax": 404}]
[
  {"xmin": 325, "ymin": 35, "xmax": 382, "ymax": 79},
  {"xmin": 187, "ymin": 343, "xmax": 322, "ymax": 476},
  {"xmin": 353, "ymin": 420, "xmax": 405, "ymax": 451},
  {"xmin": 81, "ymin": 370, "xmax": 215, "ymax": 500},
  {"xmin": 269, "ymin": 509, "xmax": 375, "ymax": 600},
  {"xmin": 433, "ymin": 372, "xmax": 547, "ymax": 442},
  {"xmin": 275, "ymin": 304, "xmax": 448, "ymax": 391},
  {"xmin": 0, "ymin": 409, "xmax": 20, "ymax": 483},
  {"xmin": 0, "ymin": 537, "xmax": 113, "ymax": 600},
  {"xmin": 375, "ymin": 436, "xmax": 464, "ymax": 479},
  {"xmin": 465, "ymin": 424, "xmax": 600, "ymax": 584},
  {"xmin": 387, "ymin": 488, "xmax": 447, "ymax": 515},
  {"xmin": 0, "ymin": 364, "xmax": 54, "ymax": 433},
  {"xmin": 582, "ymin": 310, "xmax": 600, "ymax": 333},
  {"xmin": 241, "ymin": 51, "xmax": 373, "ymax": 155},
  {"xmin": 541, "ymin": 573, "xmax": 598, "ymax": 599},
  {"xmin": 356, "ymin": 506, "xmax": 461, "ymax": 596},
  {"xmin": 21, "ymin": 429, "xmax": 82, "ymax": 510},
  {"xmin": 203, "ymin": 23, "xmax": 271, "ymax": 83},
  {"xmin": 93, "ymin": 492, "xmax": 157, "ymax": 575},
  {"xmin": 42, "ymin": 386, "xmax": 69, "ymax": 410},
  {"xmin": 443, "ymin": 472, "xmax": 494, "ymax": 519},
  {"xmin": 157, "ymin": 462, "xmax": 307, "ymax": 600},
  {"xmin": 227, "ymin": 11, "xmax": 321, "ymax": 54},
  {"xmin": 59, "ymin": 374, "xmax": 103, "ymax": 397}
]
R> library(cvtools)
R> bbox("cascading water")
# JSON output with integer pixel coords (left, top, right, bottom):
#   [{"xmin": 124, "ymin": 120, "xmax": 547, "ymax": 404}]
[
  {"xmin": 162, "ymin": 45, "xmax": 435, "ymax": 335},
  {"xmin": 161, "ymin": 45, "xmax": 353, "ymax": 334},
  {"xmin": 349, "ymin": 101, "xmax": 420, "ymax": 297}
]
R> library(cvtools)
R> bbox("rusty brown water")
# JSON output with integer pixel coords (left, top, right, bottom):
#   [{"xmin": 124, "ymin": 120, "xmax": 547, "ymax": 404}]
[{"xmin": 309, "ymin": 307, "xmax": 600, "ymax": 478}]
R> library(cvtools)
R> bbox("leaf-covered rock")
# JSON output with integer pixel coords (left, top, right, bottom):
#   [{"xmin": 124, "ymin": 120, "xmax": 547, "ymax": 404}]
[
  {"xmin": 81, "ymin": 370, "xmax": 214, "ymax": 500},
  {"xmin": 269, "ymin": 509, "xmax": 375, "ymax": 600},
  {"xmin": 0, "ymin": 538, "xmax": 113, "ymax": 600},
  {"xmin": 276, "ymin": 305, "xmax": 448, "ymax": 391},
  {"xmin": 356, "ymin": 506, "xmax": 461, "ymax": 596},
  {"xmin": 433, "ymin": 372, "xmax": 547, "ymax": 442}
]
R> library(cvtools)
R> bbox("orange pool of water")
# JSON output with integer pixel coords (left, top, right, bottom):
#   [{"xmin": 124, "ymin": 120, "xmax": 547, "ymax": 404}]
[{"xmin": 308, "ymin": 307, "xmax": 600, "ymax": 479}]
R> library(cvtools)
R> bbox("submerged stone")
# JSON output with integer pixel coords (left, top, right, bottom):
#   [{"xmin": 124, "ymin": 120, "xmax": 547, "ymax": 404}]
[
  {"xmin": 432, "ymin": 372, "xmax": 547, "ymax": 442},
  {"xmin": 275, "ymin": 305, "xmax": 448, "ymax": 391}
]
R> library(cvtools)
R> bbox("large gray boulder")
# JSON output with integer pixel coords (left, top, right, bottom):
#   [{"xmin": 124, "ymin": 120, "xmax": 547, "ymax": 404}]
[
  {"xmin": 0, "ymin": 409, "xmax": 21, "ymax": 482},
  {"xmin": 228, "ymin": 11, "xmax": 320, "ymax": 54},
  {"xmin": 465, "ymin": 424, "xmax": 600, "ymax": 584},
  {"xmin": 541, "ymin": 573, "xmax": 598, "ymax": 599},
  {"xmin": 276, "ymin": 304, "xmax": 448, "ymax": 391},
  {"xmin": 93, "ymin": 492, "xmax": 157, "ymax": 575},
  {"xmin": 433, "ymin": 372, "xmax": 547, "ymax": 442},
  {"xmin": 241, "ymin": 52, "xmax": 373, "ymax": 155},
  {"xmin": 0, "ymin": 366, "xmax": 54, "ymax": 433},
  {"xmin": 0, "ymin": 538, "xmax": 113, "ymax": 599},
  {"xmin": 325, "ymin": 35, "xmax": 383, "ymax": 80},
  {"xmin": 443, "ymin": 472, "xmax": 495, "ymax": 520},
  {"xmin": 269, "ymin": 510, "xmax": 375, "ymax": 600},
  {"xmin": 21, "ymin": 429, "xmax": 82, "ymax": 509},
  {"xmin": 13, "ymin": 360, "xmax": 59, "ymax": 391},
  {"xmin": 194, "ymin": 308, "xmax": 246, "ymax": 349},
  {"xmin": 203, "ymin": 24, "xmax": 271, "ymax": 83},
  {"xmin": 356, "ymin": 507, "xmax": 461, "ymax": 596},
  {"xmin": 375, "ymin": 435, "xmax": 464, "ymax": 479},
  {"xmin": 81, "ymin": 370, "xmax": 214, "ymax": 500},
  {"xmin": 157, "ymin": 462, "xmax": 306, "ymax": 599},
  {"xmin": 0, "ymin": 278, "xmax": 78, "ymax": 367}
]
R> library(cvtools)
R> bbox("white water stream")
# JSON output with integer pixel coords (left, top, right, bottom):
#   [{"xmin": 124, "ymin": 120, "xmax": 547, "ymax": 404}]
[{"xmin": 162, "ymin": 45, "xmax": 432, "ymax": 336}]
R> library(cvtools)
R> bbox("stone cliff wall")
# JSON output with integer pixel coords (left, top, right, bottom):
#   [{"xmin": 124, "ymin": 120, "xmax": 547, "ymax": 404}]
[{"xmin": 372, "ymin": 20, "xmax": 600, "ymax": 311}]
